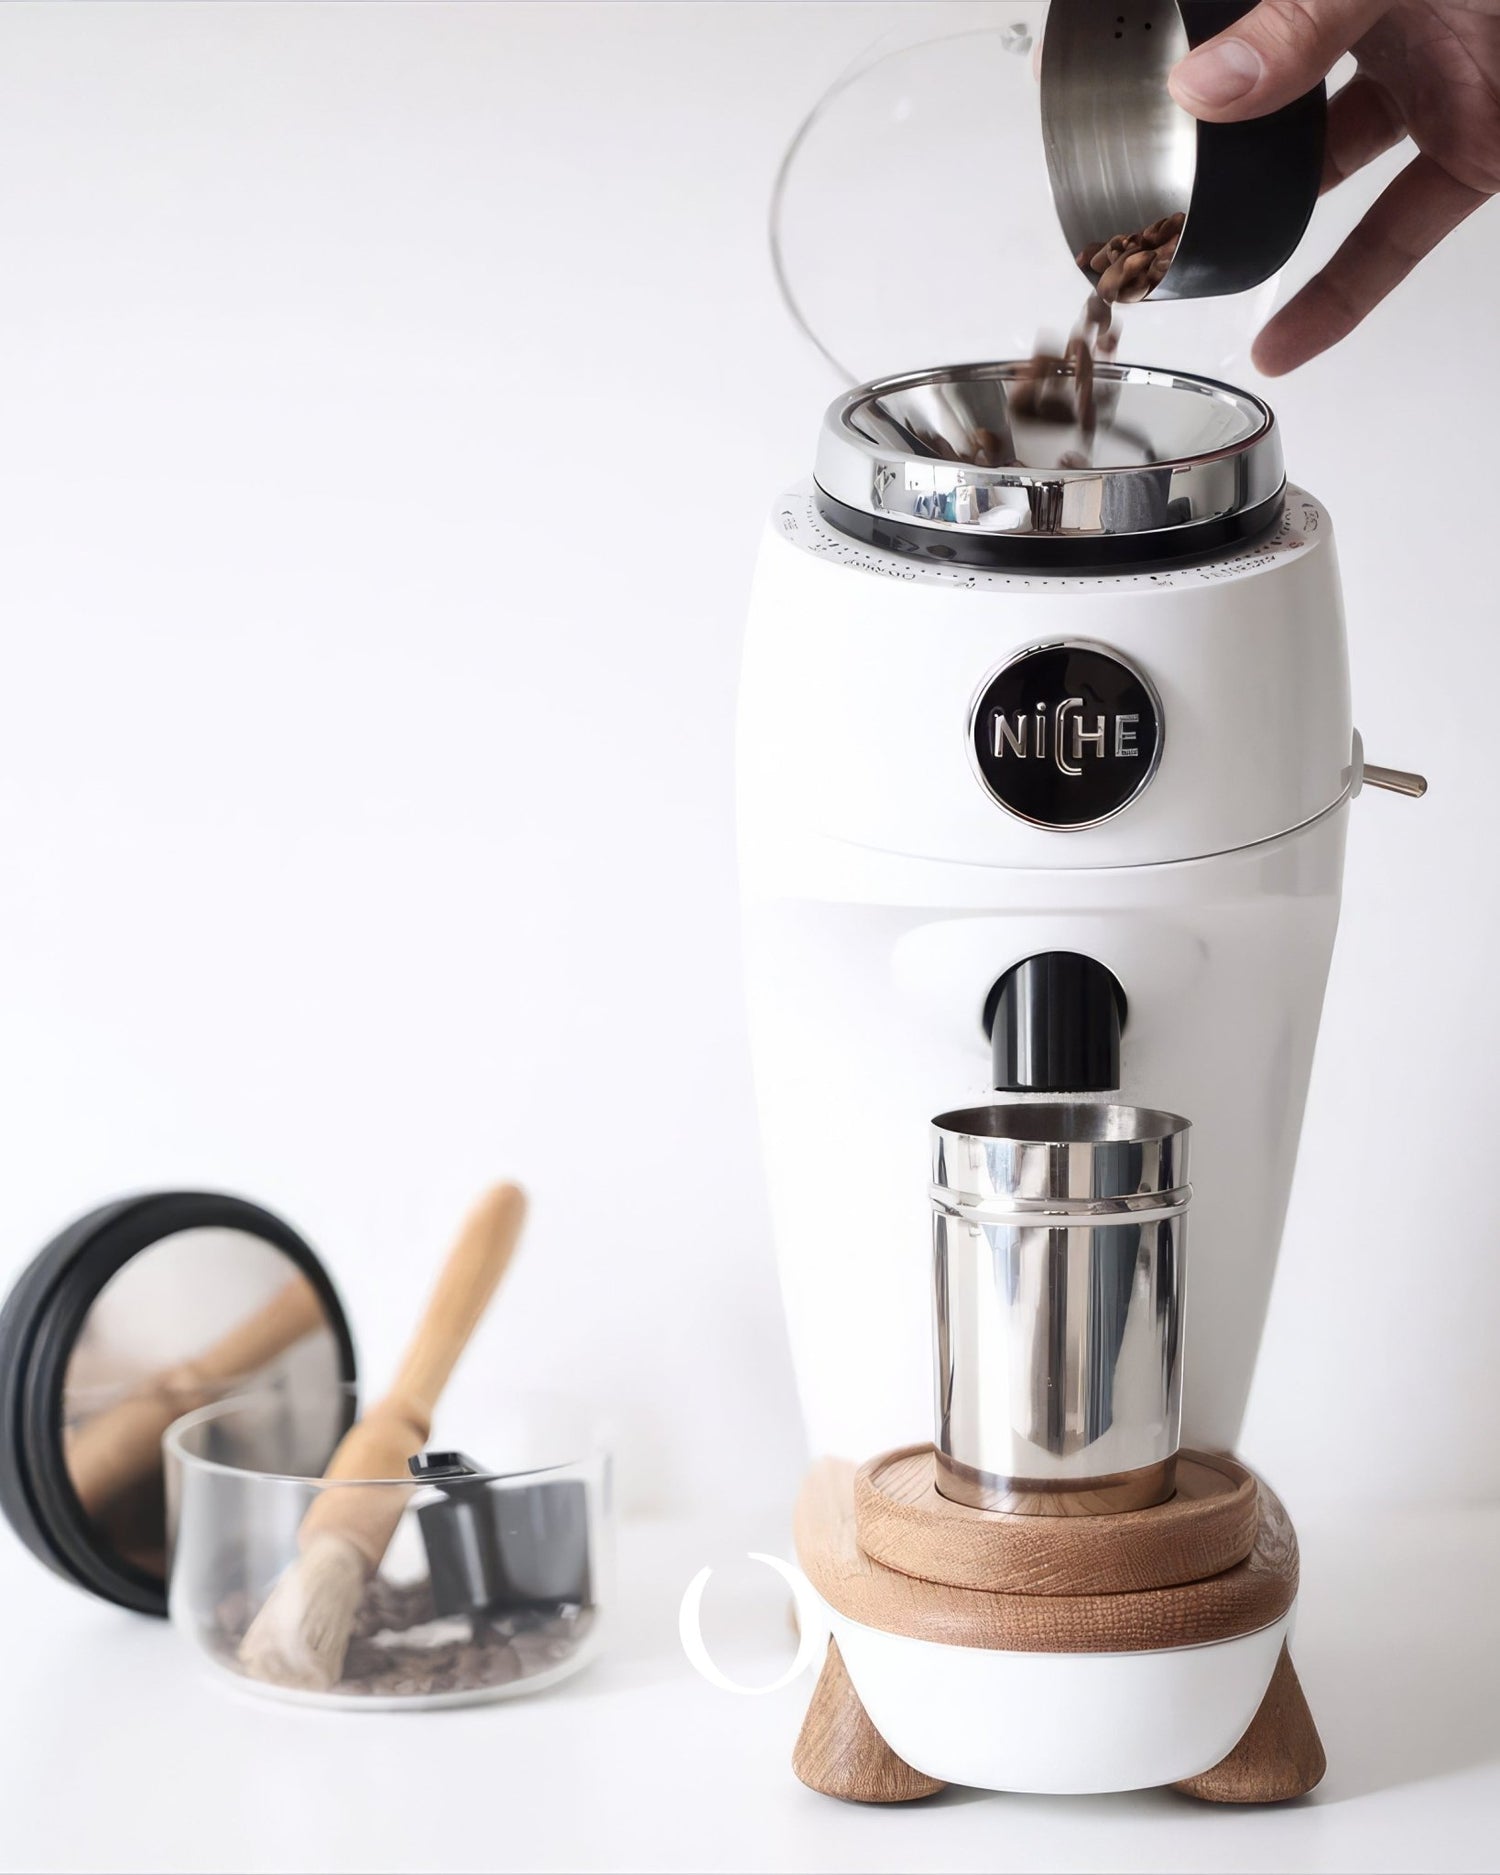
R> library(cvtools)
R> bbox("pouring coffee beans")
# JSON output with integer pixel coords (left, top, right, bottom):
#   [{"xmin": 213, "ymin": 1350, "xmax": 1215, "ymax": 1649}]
[
  {"xmin": 1078, "ymin": 211, "xmax": 1186, "ymax": 305},
  {"xmin": 1010, "ymin": 210, "xmax": 1186, "ymax": 453},
  {"xmin": 1010, "ymin": 292, "xmax": 1114, "ymax": 436}
]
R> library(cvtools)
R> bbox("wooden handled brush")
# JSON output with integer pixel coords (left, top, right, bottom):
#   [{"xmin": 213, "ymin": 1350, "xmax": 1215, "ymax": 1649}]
[
  {"xmin": 237, "ymin": 1183, "xmax": 527, "ymax": 1692},
  {"xmin": 66, "ymin": 1274, "xmax": 328, "ymax": 1519}
]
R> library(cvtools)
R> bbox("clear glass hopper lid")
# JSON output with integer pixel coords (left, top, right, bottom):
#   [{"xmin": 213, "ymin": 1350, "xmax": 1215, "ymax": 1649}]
[
  {"xmin": 771, "ymin": 5, "xmax": 1284, "ymax": 388},
  {"xmin": 775, "ymin": 8, "xmax": 1289, "ymax": 566}
]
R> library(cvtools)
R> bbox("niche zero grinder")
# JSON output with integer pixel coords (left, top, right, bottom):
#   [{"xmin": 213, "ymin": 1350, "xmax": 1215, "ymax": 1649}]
[{"xmin": 736, "ymin": 361, "xmax": 1427, "ymax": 1799}]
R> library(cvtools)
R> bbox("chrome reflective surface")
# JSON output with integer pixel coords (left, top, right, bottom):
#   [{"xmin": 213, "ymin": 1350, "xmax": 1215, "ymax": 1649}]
[
  {"xmin": 816, "ymin": 362, "xmax": 1282, "ymax": 545},
  {"xmin": 1362, "ymin": 763, "xmax": 1429, "ymax": 799},
  {"xmin": 932, "ymin": 1104, "xmax": 1190, "ymax": 1516},
  {"xmin": 1041, "ymin": 0, "xmax": 1193, "ymax": 300},
  {"xmin": 63, "ymin": 1233, "xmax": 346, "ymax": 1581}
]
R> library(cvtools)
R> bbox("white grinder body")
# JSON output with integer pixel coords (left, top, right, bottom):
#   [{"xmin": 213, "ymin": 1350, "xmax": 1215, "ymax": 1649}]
[{"xmin": 738, "ymin": 484, "xmax": 1353, "ymax": 1466}]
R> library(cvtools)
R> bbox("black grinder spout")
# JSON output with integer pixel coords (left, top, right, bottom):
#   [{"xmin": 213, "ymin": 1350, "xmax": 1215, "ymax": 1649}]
[{"xmin": 985, "ymin": 953, "xmax": 1126, "ymax": 1094}]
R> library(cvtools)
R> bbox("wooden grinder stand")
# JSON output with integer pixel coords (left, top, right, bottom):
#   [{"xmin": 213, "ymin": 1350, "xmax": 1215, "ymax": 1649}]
[{"xmin": 793, "ymin": 1446, "xmax": 1325, "ymax": 1805}]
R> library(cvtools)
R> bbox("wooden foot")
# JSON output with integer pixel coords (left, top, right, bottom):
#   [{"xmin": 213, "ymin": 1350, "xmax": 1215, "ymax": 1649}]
[
  {"xmin": 1174, "ymin": 1644, "xmax": 1326, "ymax": 1804},
  {"xmin": 793, "ymin": 1639, "xmax": 946, "ymax": 1803}
]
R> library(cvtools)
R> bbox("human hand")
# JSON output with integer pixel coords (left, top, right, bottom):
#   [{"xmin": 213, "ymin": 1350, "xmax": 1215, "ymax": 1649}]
[{"xmin": 1167, "ymin": 1, "xmax": 1500, "ymax": 372}]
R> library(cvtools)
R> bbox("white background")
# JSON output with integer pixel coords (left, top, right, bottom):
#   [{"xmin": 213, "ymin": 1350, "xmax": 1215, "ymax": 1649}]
[
  {"xmin": 0, "ymin": 5, "xmax": 1495, "ymax": 1869},
  {"xmin": 0, "ymin": 0, "xmax": 1493, "ymax": 1519}
]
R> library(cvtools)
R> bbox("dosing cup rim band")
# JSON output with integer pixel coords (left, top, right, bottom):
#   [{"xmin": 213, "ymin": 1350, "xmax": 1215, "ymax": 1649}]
[{"xmin": 931, "ymin": 1183, "xmax": 1193, "ymax": 1226}]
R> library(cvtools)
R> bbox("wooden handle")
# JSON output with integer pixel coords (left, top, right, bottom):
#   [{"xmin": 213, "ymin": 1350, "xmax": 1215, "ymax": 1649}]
[
  {"xmin": 384, "ymin": 1181, "xmax": 527, "ymax": 1434},
  {"xmin": 65, "ymin": 1274, "xmax": 329, "ymax": 1517},
  {"xmin": 300, "ymin": 1183, "xmax": 527, "ymax": 1565}
]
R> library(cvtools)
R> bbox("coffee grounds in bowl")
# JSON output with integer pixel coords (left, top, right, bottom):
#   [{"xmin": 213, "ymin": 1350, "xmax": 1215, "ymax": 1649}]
[{"xmin": 210, "ymin": 1575, "xmax": 594, "ymax": 1701}]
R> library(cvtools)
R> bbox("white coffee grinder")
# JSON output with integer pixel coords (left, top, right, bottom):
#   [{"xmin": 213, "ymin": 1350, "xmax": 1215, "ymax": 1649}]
[{"xmin": 738, "ymin": 2, "xmax": 1427, "ymax": 1804}]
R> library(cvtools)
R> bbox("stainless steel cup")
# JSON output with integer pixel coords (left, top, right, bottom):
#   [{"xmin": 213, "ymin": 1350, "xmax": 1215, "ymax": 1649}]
[
  {"xmin": 1040, "ymin": 0, "xmax": 1325, "ymax": 303},
  {"xmin": 931, "ymin": 1102, "xmax": 1190, "ymax": 1515}
]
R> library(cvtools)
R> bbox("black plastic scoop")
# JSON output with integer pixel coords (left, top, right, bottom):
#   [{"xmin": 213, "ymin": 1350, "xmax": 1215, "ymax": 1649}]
[{"xmin": 409, "ymin": 1451, "xmax": 591, "ymax": 1618}]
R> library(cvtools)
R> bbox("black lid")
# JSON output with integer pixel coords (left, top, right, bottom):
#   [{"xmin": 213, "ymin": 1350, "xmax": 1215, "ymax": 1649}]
[{"xmin": 0, "ymin": 1192, "xmax": 357, "ymax": 1616}]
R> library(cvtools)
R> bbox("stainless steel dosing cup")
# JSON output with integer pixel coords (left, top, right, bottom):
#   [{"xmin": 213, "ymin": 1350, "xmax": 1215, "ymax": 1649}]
[
  {"xmin": 1041, "ymin": 0, "xmax": 1326, "ymax": 302},
  {"xmin": 931, "ymin": 1103, "xmax": 1191, "ymax": 1515}
]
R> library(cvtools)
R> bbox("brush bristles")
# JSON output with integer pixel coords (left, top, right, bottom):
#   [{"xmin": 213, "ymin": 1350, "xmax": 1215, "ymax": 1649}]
[{"xmin": 237, "ymin": 1534, "xmax": 369, "ymax": 1692}]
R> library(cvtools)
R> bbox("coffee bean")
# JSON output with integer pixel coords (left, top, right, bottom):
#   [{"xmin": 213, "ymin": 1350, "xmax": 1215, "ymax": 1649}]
[
  {"xmin": 1009, "ymin": 352, "xmax": 1068, "ymax": 421},
  {"xmin": 1148, "ymin": 236, "xmax": 1181, "ymax": 288},
  {"xmin": 969, "ymin": 425, "xmax": 1013, "ymax": 468},
  {"xmin": 1082, "ymin": 209, "xmax": 1185, "ymax": 303},
  {"xmin": 1064, "ymin": 335, "xmax": 1095, "ymax": 432},
  {"xmin": 1141, "ymin": 211, "xmax": 1187, "ymax": 249},
  {"xmin": 1090, "ymin": 229, "xmax": 1146, "ymax": 274},
  {"xmin": 1106, "ymin": 246, "xmax": 1160, "ymax": 303}
]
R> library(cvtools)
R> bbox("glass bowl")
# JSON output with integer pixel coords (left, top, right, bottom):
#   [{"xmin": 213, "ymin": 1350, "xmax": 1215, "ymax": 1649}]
[{"xmin": 164, "ymin": 1387, "xmax": 610, "ymax": 1709}]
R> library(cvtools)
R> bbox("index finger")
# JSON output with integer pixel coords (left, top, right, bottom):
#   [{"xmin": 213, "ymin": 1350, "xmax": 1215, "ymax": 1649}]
[
  {"xmin": 1320, "ymin": 72, "xmax": 1406, "ymax": 194},
  {"xmin": 1252, "ymin": 152, "xmax": 1488, "ymax": 373}
]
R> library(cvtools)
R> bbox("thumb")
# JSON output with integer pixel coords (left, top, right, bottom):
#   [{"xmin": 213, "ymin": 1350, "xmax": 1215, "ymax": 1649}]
[{"xmin": 1168, "ymin": 0, "xmax": 1390, "ymax": 121}]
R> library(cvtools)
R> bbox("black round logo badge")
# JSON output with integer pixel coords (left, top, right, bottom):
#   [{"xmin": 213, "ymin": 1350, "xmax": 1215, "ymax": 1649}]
[{"xmin": 970, "ymin": 643, "xmax": 1162, "ymax": 829}]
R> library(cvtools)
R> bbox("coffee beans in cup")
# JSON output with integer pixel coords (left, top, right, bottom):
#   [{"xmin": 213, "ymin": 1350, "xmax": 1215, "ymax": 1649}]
[{"xmin": 1077, "ymin": 211, "xmax": 1186, "ymax": 305}]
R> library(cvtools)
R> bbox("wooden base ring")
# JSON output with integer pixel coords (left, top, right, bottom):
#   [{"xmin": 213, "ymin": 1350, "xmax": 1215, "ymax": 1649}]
[
  {"xmin": 856, "ymin": 1444, "xmax": 1259, "ymax": 1597},
  {"xmin": 801, "ymin": 1456, "xmax": 1297, "ymax": 1654}
]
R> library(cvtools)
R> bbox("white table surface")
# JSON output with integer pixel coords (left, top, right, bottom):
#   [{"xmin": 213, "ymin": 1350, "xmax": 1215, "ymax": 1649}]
[{"xmin": 1, "ymin": 1498, "xmax": 1496, "ymax": 1873}]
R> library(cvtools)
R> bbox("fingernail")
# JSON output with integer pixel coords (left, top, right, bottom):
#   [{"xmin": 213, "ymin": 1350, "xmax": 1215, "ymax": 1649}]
[{"xmin": 1171, "ymin": 37, "xmax": 1263, "ymax": 108}]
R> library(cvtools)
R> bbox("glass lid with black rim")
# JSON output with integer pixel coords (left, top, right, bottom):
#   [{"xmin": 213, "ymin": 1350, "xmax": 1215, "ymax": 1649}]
[
  {"xmin": 0, "ymin": 1192, "xmax": 356, "ymax": 1614},
  {"xmin": 770, "ymin": 8, "xmax": 1301, "ymax": 392}
]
